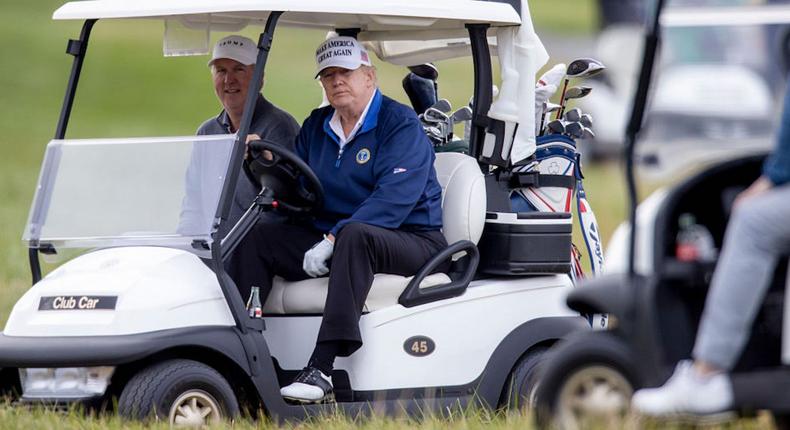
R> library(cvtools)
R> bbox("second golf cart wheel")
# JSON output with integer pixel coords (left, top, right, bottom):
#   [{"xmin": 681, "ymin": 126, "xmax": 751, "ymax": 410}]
[
  {"xmin": 503, "ymin": 346, "xmax": 547, "ymax": 410},
  {"xmin": 118, "ymin": 359, "xmax": 239, "ymax": 425},
  {"xmin": 534, "ymin": 332, "xmax": 638, "ymax": 430}
]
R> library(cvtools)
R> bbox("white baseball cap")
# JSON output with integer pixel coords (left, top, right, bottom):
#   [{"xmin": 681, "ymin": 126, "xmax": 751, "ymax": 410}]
[
  {"xmin": 314, "ymin": 36, "xmax": 372, "ymax": 78},
  {"xmin": 208, "ymin": 35, "xmax": 257, "ymax": 67}
]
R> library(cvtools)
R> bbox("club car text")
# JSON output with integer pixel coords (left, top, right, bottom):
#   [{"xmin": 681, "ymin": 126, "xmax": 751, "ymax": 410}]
[{"xmin": 39, "ymin": 296, "xmax": 117, "ymax": 311}]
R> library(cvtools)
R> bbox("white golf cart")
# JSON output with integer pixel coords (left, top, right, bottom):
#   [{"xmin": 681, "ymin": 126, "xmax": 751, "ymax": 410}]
[{"xmin": 0, "ymin": 0, "xmax": 591, "ymax": 424}]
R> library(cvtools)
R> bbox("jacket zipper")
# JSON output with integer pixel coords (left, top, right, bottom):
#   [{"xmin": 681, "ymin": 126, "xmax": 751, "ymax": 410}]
[{"xmin": 335, "ymin": 147, "xmax": 344, "ymax": 168}]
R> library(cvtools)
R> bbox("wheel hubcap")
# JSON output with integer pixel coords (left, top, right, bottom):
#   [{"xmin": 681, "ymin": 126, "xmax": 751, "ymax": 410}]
[
  {"xmin": 557, "ymin": 365, "xmax": 633, "ymax": 430},
  {"xmin": 169, "ymin": 389, "xmax": 222, "ymax": 426}
]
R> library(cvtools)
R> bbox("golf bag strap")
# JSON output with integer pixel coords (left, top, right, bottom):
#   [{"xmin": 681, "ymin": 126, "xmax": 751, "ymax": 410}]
[{"xmin": 507, "ymin": 171, "xmax": 576, "ymax": 189}]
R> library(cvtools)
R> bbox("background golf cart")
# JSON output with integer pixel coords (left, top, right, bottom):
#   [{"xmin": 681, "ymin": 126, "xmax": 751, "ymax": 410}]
[
  {"xmin": 0, "ymin": 0, "xmax": 594, "ymax": 425},
  {"xmin": 534, "ymin": 2, "xmax": 790, "ymax": 428},
  {"xmin": 575, "ymin": 0, "xmax": 784, "ymax": 163}
]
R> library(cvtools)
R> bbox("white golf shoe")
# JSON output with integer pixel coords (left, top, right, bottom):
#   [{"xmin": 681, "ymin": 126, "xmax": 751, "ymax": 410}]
[
  {"xmin": 280, "ymin": 367, "xmax": 334, "ymax": 403},
  {"xmin": 631, "ymin": 360, "xmax": 733, "ymax": 418}
]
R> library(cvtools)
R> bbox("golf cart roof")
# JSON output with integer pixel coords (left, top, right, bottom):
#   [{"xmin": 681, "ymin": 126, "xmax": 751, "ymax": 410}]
[
  {"xmin": 661, "ymin": 3, "xmax": 790, "ymax": 27},
  {"xmin": 52, "ymin": 0, "xmax": 522, "ymax": 36}
]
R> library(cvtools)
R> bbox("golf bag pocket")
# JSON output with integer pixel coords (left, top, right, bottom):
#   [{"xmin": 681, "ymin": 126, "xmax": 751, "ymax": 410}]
[{"xmin": 510, "ymin": 134, "xmax": 577, "ymax": 213}]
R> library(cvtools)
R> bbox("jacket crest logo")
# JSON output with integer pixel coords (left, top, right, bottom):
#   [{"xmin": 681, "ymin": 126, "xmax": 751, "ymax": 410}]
[{"xmin": 356, "ymin": 148, "xmax": 371, "ymax": 164}]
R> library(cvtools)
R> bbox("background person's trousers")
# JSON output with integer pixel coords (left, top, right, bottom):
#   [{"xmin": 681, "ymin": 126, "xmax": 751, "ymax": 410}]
[
  {"xmin": 693, "ymin": 184, "xmax": 790, "ymax": 370},
  {"xmin": 229, "ymin": 221, "xmax": 448, "ymax": 356}
]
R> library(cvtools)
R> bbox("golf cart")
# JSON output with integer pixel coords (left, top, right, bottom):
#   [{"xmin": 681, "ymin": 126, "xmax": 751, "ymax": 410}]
[
  {"xmin": 0, "ymin": 0, "xmax": 593, "ymax": 424},
  {"xmin": 535, "ymin": 2, "xmax": 790, "ymax": 428}
]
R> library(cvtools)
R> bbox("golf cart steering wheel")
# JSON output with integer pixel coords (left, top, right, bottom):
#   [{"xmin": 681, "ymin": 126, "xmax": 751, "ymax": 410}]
[{"xmin": 243, "ymin": 139, "xmax": 324, "ymax": 213}]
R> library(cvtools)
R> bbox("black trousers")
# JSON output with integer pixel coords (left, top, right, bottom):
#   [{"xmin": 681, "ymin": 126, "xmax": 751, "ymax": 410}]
[{"xmin": 229, "ymin": 221, "xmax": 448, "ymax": 356}]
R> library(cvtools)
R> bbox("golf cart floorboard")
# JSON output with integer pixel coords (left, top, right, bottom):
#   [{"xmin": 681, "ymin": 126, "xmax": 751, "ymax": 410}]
[{"xmin": 732, "ymin": 368, "xmax": 790, "ymax": 412}]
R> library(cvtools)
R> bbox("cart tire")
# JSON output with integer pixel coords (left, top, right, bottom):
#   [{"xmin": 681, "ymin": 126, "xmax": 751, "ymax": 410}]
[
  {"xmin": 118, "ymin": 359, "xmax": 239, "ymax": 424},
  {"xmin": 503, "ymin": 346, "xmax": 548, "ymax": 411},
  {"xmin": 534, "ymin": 332, "xmax": 638, "ymax": 430}
]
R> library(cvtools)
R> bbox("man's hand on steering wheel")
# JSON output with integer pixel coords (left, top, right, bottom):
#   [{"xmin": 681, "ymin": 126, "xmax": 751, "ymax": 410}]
[
  {"xmin": 244, "ymin": 139, "xmax": 325, "ymax": 214},
  {"xmin": 244, "ymin": 134, "xmax": 273, "ymax": 161}
]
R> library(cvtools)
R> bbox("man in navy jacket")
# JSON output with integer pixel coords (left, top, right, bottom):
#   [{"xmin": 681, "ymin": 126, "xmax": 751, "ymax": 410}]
[{"xmin": 229, "ymin": 36, "xmax": 446, "ymax": 403}]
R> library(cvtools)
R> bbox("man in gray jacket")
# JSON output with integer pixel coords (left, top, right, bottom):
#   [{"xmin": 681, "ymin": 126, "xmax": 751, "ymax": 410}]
[{"xmin": 180, "ymin": 35, "xmax": 300, "ymax": 237}]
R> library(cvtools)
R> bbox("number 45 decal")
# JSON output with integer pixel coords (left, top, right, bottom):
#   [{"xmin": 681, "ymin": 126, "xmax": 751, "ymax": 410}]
[{"xmin": 404, "ymin": 336, "xmax": 435, "ymax": 357}]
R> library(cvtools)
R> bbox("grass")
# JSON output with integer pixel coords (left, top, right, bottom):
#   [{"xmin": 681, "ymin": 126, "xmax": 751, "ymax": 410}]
[
  {"xmin": 0, "ymin": 403, "xmax": 534, "ymax": 430},
  {"xmin": 0, "ymin": 0, "xmax": 706, "ymax": 428},
  {"xmin": 0, "ymin": 402, "xmax": 778, "ymax": 430}
]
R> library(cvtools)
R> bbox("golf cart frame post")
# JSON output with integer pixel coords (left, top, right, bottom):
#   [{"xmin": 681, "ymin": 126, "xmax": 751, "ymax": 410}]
[
  {"xmin": 29, "ymin": 19, "xmax": 97, "ymax": 284},
  {"xmin": 624, "ymin": 0, "xmax": 665, "ymax": 278}
]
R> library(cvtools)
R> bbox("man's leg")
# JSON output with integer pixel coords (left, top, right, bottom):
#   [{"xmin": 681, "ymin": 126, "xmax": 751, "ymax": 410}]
[
  {"xmin": 312, "ymin": 223, "xmax": 447, "ymax": 367},
  {"xmin": 227, "ymin": 222, "xmax": 322, "ymax": 301},
  {"xmin": 693, "ymin": 185, "xmax": 790, "ymax": 369}
]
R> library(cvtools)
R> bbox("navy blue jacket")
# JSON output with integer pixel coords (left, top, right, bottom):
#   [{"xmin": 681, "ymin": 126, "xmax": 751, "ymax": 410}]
[
  {"xmin": 296, "ymin": 90, "xmax": 443, "ymax": 236},
  {"xmin": 764, "ymin": 84, "xmax": 790, "ymax": 186}
]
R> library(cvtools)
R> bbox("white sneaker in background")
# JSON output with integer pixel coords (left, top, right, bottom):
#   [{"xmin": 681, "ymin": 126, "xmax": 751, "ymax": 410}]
[{"xmin": 631, "ymin": 360, "xmax": 733, "ymax": 418}]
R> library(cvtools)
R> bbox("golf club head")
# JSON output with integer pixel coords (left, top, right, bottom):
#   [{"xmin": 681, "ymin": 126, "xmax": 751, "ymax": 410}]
[
  {"xmin": 547, "ymin": 120, "xmax": 565, "ymax": 135},
  {"xmin": 566, "ymin": 57, "xmax": 606, "ymax": 79},
  {"xmin": 582, "ymin": 127, "xmax": 595, "ymax": 140},
  {"xmin": 423, "ymin": 107, "xmax": 449, "ymax": 122},
  {"xmin": 565, "ymin": 122, "xmax": 584, "ymax": 139},
  {"xmin": 408, "ymin": 63, "xmax": 439, "ymax": 81},
  {"xmin": 424, "ymin": 125, "xmax": 444, "ymax": 143},
  {"xmin": 564, "ymin": 107, "xmax": 582, "ymax": 123},
  {"xmin": 580, "ymin": 114, "xmax": 593, "ymax": 128},
  {"xmin": 545, "ymin": 102, "xmax": 561, "ymax": 114},
  {"xmin": 450, "ymin": 106, "xmax": 473, "ymax": 123},
  {"xmin": 431, "ymin": 99, "xmax": 452, "ymax": 113},
  {"xmin": 564, "ymin": 86, "xmax": 593, "ymax": 101}
]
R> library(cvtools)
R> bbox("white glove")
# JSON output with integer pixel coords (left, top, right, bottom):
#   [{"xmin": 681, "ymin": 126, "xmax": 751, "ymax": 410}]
[{"xmin": 303, "ymin": 236, "xmax": 334, "ymax": 277}]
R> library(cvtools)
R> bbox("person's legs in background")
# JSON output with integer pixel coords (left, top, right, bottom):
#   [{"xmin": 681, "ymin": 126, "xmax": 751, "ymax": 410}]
[{"xmin": 633, "ymin": 185, "xmax": 790, "ymax": 416}]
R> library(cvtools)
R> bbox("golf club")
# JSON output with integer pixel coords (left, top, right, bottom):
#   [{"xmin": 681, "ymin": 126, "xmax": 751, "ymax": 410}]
[
  {"xmin": 564, "ymin": 86, "xmax": 593, "ymax": 100},
  {"xmin": 580, "ymin": 113, "xmax": 593, "ymax": 128},
  {"xmin": 432, "ymin": 99, "xmax": 452, "ymax": 113},
  {"xmin": 408, "ymin": 63, "xmax": 438, "ymax": 81},
  {"xmin": 423, "ymin": 107, "xmax": 450, "ymax": 123},
  {"xmin": 555, "ymin": 58, "xmax": 606, "ymax": 120},
  {"xmin": 546, "ymin": 119, "xmax": 565, "ymax": 135},
  {"xmin": 449, "ymin": 106, "xmax": 473, "ymax": 141},
  {"xmin": 582, "ymin": 127, "xmax": 595, "ymax": 140},
  {"xmin": 564, "ymin": 107, "xmax": 582, "ymax": 123},
  {"xmin": 558, "ymin": 86, "xmax": 593, "ymax": 118},
  {"xmin": 539, "ymin": 103, "xmax": 562, "ymax": 136},
  {"xmin": 565, "ymin": 121, "xmax": 584, "ymax": 139}
]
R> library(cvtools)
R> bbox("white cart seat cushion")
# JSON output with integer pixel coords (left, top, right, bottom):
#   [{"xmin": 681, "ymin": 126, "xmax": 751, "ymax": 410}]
[
  {"xmin": 263, "ymin": 153, "xmax": 484, "ymax": 314},
  {"xmin": 433, "ymin": 152, "xmax": 486, "ymax": 244},
  {"xmin": 264, "ymin": 273, "xmax": 452, "ymax": 314}
]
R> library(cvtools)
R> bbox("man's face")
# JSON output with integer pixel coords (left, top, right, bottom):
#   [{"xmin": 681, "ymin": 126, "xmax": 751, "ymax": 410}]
[
  {"xmin": 211, "ymin": 58, "xmax": 255, "ymax": 115},
  {"xmin": 319, "ymin": 66, "xmax": 375, "ymax": 112}
]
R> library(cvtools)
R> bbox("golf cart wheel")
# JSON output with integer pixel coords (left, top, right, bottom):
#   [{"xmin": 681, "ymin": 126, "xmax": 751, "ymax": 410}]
[
  {"xmin": 503, "ymin": 346, "xmax": 548, "ymax": 411},
  {"xmin": 535, "ymin": 332, "xmax": 637, "ymax": 430},
  {"xmin": 118, "ymin": 359, "xmax": 239, "ymax": 425}
]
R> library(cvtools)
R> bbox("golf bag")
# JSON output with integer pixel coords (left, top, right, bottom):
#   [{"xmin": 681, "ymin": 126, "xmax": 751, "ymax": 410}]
[{"xmin": 510, "ymin": 134, "xmax": 605, "ymax": 279}]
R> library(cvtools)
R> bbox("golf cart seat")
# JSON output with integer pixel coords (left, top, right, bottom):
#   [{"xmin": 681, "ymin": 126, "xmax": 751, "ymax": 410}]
[{"xmin": 264, "ymin": 152, "xmax": 486, "ymax": 314}]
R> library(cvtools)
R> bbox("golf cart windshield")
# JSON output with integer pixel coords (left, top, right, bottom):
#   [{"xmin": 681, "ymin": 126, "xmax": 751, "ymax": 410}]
[{"xmin": 23, "ymin": 135, "xmax": 236, "ymax": 251}]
